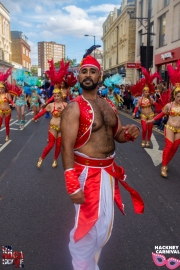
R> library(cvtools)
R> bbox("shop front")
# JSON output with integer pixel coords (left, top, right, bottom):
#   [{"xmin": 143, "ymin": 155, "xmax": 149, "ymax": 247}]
[{"xmin": 155, "ymin": 47, "xmax": 180, "ymax": 84}]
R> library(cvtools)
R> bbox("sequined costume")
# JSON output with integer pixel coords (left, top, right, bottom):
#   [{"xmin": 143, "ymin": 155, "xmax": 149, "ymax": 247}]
[
  {"xmin": 152, "ymin": 60, "xmax": 180, "ymax": 177},
  {"xmin": 132, "ymin": 68, "xmax": 162, "ymax": 147},
  {"xmin": 65, "ymin": 95, "xmax": 144, "ymax": 269}
]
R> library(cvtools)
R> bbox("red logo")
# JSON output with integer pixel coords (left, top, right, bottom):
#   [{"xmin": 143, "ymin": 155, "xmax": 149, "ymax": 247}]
[{"xmin": 2, "ymin": 246, "xmax": 24, "ymax": 268}]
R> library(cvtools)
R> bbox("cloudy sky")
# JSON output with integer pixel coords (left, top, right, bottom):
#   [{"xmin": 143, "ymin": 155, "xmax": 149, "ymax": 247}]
[{"xmin": 2, "ymin": 0, "xmax": 122, "ymax": 65}]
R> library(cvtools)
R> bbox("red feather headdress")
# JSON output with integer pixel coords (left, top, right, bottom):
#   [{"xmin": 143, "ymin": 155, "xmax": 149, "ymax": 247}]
[
  {"xmin": 167, "ymin": 60, "xmax": 180, "ymax": 94},
  {"xmin": 131, "ymin": 68, "xmax": 162, "ymax": 97},
  {"xmin": 46, "ymin": 59, "xmax": 69, "ymax": 93},
  {"xmin": 6, "ymin": 81, "xmax": 22, "ymax": 97},
  {"xmin": 0, "ymin": 67, "xmax": 12, "ymax": 88},
  {"xmin": 65, "ymin": 72, "xmax": 77, "ymax": 87}
]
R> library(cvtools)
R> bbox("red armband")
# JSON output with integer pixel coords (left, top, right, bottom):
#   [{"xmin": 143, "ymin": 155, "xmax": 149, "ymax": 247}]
[
  {"xmin": 34, "ymin": 109, "xmax": 47, "ymax": 120},
  {"xmin": 46, "ymin": 96, "xmax": 54, "ymax": 105},
  {"xmin": 64, "ymin": 168, "xmax": 81, "ymax": 195},
  {"xmin": 9, "ymin": 99, "xmax": 15, "ymax": 106},
  {"xmin": 154, "ymin": 111, "xmax": 165, "ymax": 121},
  {"xmin": 134, "ymin": 107, "xmax": 138, "ymax": 114}
]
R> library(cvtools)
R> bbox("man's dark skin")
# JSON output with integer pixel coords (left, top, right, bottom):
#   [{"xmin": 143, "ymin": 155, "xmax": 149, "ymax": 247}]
[{"xmin": 61, "ymin": 66, "xmax": 140, "ymax": 204}]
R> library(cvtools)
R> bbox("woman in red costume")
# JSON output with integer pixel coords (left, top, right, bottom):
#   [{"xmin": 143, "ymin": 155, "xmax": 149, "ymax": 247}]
[
  {"xmin": 132, "ymin": 67, "xmax": 161, "ymax": 147},
  {"xmin": 147, "ymin": 60, "xmax": 180, "ymax": 177},
  {"xmin": 0, "ymin": 68, "xmax": 16, "ymax": 142},
  {"xmin": 32, "ymin": 60, "xmax": 69, "ymax": 168}
]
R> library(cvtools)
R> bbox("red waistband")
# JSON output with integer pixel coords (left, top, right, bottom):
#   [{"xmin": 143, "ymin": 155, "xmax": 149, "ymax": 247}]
[{"xmin": 74, "ymin": 153, "xmax": 114, "ymax": 167}]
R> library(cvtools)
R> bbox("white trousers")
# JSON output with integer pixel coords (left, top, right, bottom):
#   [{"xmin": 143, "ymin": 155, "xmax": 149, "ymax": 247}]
[{"xmin": 69, "ymin": 167, "xmax": 114, "ymax": 270}]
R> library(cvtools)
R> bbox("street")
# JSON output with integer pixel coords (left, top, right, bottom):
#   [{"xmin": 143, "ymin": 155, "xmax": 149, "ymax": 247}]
[{"xmin": 0, "ymin": 109, "xmax": 180, "ymax": 270}]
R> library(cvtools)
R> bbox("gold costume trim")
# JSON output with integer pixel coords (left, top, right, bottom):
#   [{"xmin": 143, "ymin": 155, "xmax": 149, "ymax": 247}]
[
  {"xmin": 0, "ymin": 109, "xmax": 11, "ymax": 115},
  {"xmin": 141, "ymin": 105, "xmax": 151, "ymax": 109},
  {"xmin": 140, "ymin": 112, "xmax": 154, "ymax": 120},
  {"xmin": 165, "ymin": 124, "xmax": 180, "ymax": 133},
  {"xmin": 49, "ymin": 124, "xmax": 60, "ymax": 131}
]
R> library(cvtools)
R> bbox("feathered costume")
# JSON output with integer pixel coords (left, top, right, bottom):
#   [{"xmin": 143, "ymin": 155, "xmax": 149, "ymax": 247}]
[
  {"xmin": 104, "ymin": 74, "xmax": 124, "ymax": 106},
  {"xmin": 0, "ymin": 67, "xmax": 15, "ymax": 141},
  {"xmin": 132, "ymin": 68, "xmax": 162, "ymax": 147},
  {"xmin": 153, "ymin": 60, "xmax": 180, "ymax": 177},
  {"xmin": 35, "ymin": 59, "xmax": 69, "ymax": 168}
]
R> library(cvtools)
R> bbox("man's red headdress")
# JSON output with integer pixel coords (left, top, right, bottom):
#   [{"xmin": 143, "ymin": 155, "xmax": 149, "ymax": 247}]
[
  {"xmin": 79, "ymin": 55, "xmax": 101, "ymax": 71},
  {"xmin": 65, "ymin": 72, "xmax": 77, "ymax": 87}
]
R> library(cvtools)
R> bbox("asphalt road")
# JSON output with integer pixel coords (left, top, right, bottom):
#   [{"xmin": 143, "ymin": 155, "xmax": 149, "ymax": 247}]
[{"xmin": 0, "ymin": 108, "xmax": 180, "ymax": 270}]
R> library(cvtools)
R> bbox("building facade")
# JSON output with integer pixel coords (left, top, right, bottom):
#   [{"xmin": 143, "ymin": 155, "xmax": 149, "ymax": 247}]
[
  {"xmin": 38, "ymin": 41, "xmax": 65, "ymax": 75},
  {"xmin": 0, "ymin": 2, "xmax": 12, "ymax": 69},
  {"xmin": 102, "ymin": 0, "xmax": 136, "ymax": 83},
  {"xmin": 11, "ymin": 31, "xmax": 31, "ymax": 71},
  {"xmin": 135, "ymin": 0, "xmax": 180, "ymax": 83}
]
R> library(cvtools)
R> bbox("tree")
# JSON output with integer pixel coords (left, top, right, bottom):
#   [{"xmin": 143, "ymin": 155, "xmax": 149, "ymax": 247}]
[
  {"xmin": 55, "ymin": 56, "xmax": 77, "ymax": 68},
  {"xmin": 31, "ymin": 65, "xmax": 38, "ymax": 76}
]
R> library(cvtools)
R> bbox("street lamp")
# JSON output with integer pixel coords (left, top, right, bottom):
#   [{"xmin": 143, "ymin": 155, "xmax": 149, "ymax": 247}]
[{"xmin": 84, "ymin": 34, "xmax": 96, "ymax": 57}]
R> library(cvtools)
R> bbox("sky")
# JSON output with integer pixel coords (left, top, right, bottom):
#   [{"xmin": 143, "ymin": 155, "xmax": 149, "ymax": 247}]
[{"xmin": 2, "ymin": 0, "xmax": 122, "ymax": 65}]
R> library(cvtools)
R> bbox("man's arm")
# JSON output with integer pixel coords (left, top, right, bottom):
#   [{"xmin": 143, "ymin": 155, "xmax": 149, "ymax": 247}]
[
  {"xmin": 115, "ymin": 116, "xmax": 140, "ymax": 143},
  {"xmin": 61, "ymin": 102, "xmax": 85, "ymax": 204}
]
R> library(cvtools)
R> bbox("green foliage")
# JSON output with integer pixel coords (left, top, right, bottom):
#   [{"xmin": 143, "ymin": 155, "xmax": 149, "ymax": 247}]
[{"xmin": 55, "ymin": 56, "xmax": 77, "ymax": 68}]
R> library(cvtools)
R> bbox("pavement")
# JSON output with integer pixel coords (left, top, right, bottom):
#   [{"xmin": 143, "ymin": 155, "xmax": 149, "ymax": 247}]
[{"xmin": 0, "ymin": 108, "xmax": 180, "ymax": 270}]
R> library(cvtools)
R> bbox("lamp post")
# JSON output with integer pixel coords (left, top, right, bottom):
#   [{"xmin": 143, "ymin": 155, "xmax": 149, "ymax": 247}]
[{"xmin": 84, "ymin": 34, "xmax": 96, "ymax": 57}]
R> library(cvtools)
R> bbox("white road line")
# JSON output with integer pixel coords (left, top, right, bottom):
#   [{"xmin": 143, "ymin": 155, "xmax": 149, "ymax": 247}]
[
  {"xmin": 0, "ymin": 120, "xmax": 18, "ymax": 132},
  {"xmin": 145, "ymin": 134, "xmax": 163, "ymax": 166},
  {"xmin": 20, "ymin": 119, "xmax": 32, "ymax": 129},
  {"xmin": 10, "ymin": 128, "xmax": 19, "ymax": 130},
  {"xmin": 0, "ymin": 140, "xmax": 11, "ymax": 152}
]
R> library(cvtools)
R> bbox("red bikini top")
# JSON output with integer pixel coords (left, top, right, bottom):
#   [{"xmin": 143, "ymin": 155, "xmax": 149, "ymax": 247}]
[
  {"xmin": 71, "ymin": 95, "xmax": 119, "ymax": 150},
  {"xmin": 52, "ymin": 102, "xmax": 65, "ymax": 118}
]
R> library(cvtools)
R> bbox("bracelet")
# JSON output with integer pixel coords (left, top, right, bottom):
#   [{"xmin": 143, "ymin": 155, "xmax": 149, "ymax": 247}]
[
  {"xmin": 64, "ymin": 168, "xmax": 81, "ymax": 195},
  {"xmin": 124, "ymin": 130, "xmax": 135, "ymax": 142}
]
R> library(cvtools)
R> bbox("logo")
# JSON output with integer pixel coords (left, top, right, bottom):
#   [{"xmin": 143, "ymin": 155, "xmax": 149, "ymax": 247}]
[
  {"xmin": 152, "ymin": 246, "xmax": 180, "ymax": 269},
  {"xmin": 2, "ymin": 246, "xmax": 24, "ymax": 268},
  {"xmin": 161, "ymin": 52, "xmax": 173, "ymax": 60}
]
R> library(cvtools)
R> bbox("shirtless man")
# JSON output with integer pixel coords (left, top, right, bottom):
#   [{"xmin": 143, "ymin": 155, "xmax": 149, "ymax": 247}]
[{"xmin": 61, "ymin": 55, "xmax": 144, "ymax": 270}]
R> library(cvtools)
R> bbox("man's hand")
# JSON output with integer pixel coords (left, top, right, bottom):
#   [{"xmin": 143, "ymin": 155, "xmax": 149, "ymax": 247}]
[
  {"xmin": 132, "ymin": 112, "xmax": 135, "ymax": 118},
  {"xmin": 70, "ymin": 189, "xmax": 85, "ymax": 204},
  {"xmin": 124, "ymin": 124, "xmax": 140, "ymax": 139},
  {"xmin": 146, "ymin": 119, "xmax": 154, "ymax": 124}
]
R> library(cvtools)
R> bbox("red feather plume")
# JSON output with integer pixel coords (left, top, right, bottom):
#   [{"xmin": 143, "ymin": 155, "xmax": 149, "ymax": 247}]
[
  {"xmin": 6, "ymin": 81, "xmax": 22, "ymax": 97},
  {"xmin": 130, "ymin": 81, "xmax": 144, "ymax": 97},
  {"xmin": 167, "ymin": 60, "xmax": 180, "ymax": 85},
  {"xmin": 65, "ymin": 72, "xmax": 77, "ymax": 87},
  {"xmin": 46, "ymin": 59, "xmax": 70, "ymax": 86},
  {"xmin": 141, "ymin": 67, "xmax": 162, "ymax": 94},
  {"xmin": 0, "ymin": 67, "xmax": 12, "ymax": 82}
]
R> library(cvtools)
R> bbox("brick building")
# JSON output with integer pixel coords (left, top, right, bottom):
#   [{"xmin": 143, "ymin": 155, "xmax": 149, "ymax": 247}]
[{"xmin": 11, "ymin": 31, "xmax": 31, "ymax": 71}]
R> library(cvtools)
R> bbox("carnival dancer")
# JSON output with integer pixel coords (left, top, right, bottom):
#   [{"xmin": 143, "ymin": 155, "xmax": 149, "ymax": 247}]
[
  {"xmin": 61, "ymin": 55, "xmax": 144, "ymax": 270},
  {"xmin": 44, "ymin": 66, "xmax": 77, "ymax": 106},
  {"xmin": 132, "ymin": 68, "xmax": 162, "ymax": 148},
  {"xmin": 12, "ymin": 69, "xmax": 28, "ymax": 129},
  {"xmin": 26, "ymin": 76, "xmax": 41, "ymax": 119},
  {"xmin": 0, "ymin": 67, "xmax": 16, "ymax": 142},
  {"xmin": 104, "ymin": 73, "xmax": 123, "ymax": 108},
  {"xmin": 147, "ymin": 60, "xmax": 180, "ymax": 177},
  {"xmin": 32, "ymin": 59, "xmax": 69, "ymax": 168}
]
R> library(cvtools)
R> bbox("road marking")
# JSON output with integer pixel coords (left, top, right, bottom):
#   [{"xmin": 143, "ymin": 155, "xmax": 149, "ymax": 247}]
[
  {"xmin": 0, "ymin": 140, "xmax": 11, "ymax": 152},
  {"xmin": 10, "ymin": 128, "xmax": 19, "ymax": 130},
  {"xmin": 0, "ymin": 120, "xmax": 18, "ymax": 132},
  {"xmin": 20, "ymin": 119, "xmax": 32, "ymax": 129},
  {"xmin": 144, "ymin": 134, "xmax": 163, "ymax": 166}
]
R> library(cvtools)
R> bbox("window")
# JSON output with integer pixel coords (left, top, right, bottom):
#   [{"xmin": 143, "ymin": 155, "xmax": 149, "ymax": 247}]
[
  {"xmin": 23, "ymin": 60, "xmax": 25, "ymax": 67},
  {"xmin": 159, "ymin": 13, "xmax": 166, "ymax": 47},
  {"xmin": 22, "ymin": 47, "xmax": 25, "ymax": 54},
  {"xmin": 150, "ymin": 22, "xmax": 154, "ymax": 46},
  {"xmin": 150, "ymin": 0, "xmax": 153, "ymax": 17},
  {"xmin": 172, "ymin": 3, "xmax": 180, "ymax": 42},
  {"xmin": 164, "ymin": 0, "xmax": 169, "ymax": 7}
]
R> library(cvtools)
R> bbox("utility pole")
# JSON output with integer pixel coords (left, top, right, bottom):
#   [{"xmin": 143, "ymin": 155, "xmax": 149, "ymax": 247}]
[
  {"xmin": 146, "ymin": 0, "xmax": 151, "ymax": 70},
  {"xmin": 127, "ymin": 0, "xmax": 154, "ymax": 71}
]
